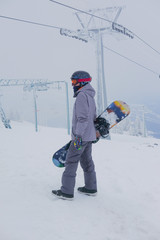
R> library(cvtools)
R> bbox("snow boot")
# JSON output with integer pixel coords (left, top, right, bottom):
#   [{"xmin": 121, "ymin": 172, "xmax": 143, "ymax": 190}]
[
  {"xmin": 52, "ymin": 190, "xmax": 74, "ymax": 200},
  {"xmin": 77, "ymin": 187, "xmax": 97, "ymax": 196}
]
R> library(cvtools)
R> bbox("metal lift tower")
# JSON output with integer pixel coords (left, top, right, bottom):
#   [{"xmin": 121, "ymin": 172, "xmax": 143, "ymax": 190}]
[
  {"xmin": 0, "ymin": 79, "xmax": 70, "ymax": 133},
  {"xmin": 60, "ymin": 7, "xmax": 134, "ymax": 115},
  {"xmin": 0, "ymin": 95, "xmax": 11, "ymax": 129}
]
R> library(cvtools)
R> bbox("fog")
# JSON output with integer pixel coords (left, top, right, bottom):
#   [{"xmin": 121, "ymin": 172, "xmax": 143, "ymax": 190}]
[{"xmin": 0, "ymin": 0, "xmax": 160, "ymax": 132}]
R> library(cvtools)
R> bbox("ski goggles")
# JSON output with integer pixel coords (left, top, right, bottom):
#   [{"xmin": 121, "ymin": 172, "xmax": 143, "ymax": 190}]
[
  {"xmin": 71, "ymin": 78, "xmax": 92, "ymax": 86},
  {"xmin": 71, "ymin": 79, "xmax": 79, "ymax": 85}
]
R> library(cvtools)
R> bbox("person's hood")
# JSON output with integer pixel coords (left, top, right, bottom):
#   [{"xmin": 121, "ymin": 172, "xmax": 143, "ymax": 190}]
[{"xmin": 74, "ymin": 83, "xmax": 95, "ymax": 98}]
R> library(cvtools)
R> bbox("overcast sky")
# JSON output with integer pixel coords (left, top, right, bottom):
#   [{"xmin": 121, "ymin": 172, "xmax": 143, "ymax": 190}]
[{"xmin": 0, "ymin": 0, "xmax": 160, "ymax": 110}]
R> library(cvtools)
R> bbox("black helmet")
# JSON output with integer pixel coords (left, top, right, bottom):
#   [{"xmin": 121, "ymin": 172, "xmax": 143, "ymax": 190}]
[{"xmin": 71, "ymin": 71, "xmax": 92, "ymax": 83}]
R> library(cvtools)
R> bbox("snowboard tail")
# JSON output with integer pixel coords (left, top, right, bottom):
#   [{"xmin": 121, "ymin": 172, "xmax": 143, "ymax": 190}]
[{"xmin": 106, "ymin": 100, "xmax": 130, "ymax": 128}]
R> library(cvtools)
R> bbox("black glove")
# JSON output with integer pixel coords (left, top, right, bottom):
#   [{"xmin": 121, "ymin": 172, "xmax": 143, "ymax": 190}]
[{"xmin": 94, "ymin": 117, "xmax": 110, "ymax": 138}]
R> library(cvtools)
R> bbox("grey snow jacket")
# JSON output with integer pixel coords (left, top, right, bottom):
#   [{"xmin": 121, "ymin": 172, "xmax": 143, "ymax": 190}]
[{"xmin": 71, "ymin": 83, "xmax": 97, "ymax": 141}]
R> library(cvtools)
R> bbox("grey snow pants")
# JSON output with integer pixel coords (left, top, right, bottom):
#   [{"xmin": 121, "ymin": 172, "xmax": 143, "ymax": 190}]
[{"xmin": 61, "ymin": 141, "xmax": 97, "ymax": 195}]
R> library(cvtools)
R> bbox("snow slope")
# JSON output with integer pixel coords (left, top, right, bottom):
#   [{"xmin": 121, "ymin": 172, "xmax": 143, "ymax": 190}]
[{"xmin": 0, "ymin": 121, "xmax": 160, "ymax": 240}]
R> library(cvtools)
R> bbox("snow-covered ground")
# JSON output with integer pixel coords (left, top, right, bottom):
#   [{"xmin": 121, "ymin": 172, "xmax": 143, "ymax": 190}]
[{"xmin": 0, "ymin": 121, "xmax": 160, "ymax": 240}]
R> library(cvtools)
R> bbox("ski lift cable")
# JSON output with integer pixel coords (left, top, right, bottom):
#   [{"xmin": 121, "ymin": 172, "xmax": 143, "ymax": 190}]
[
  {"xmin": 49, "ymin": 0, "xmax": 160, "ymax": 57},
  {"xmin": 49, "ymin": 0, "xmax": 113, "ymax": 24},
  {"xmin": 0, "ymin": 15, "xmax": 159, "ymax": 78},
  {"xmin": 0, "ymin": 15, "xmax": 61, "ymax": 30},
  {"xmin": 103, "ymin": 45, "xmax": 160, "ymax": 77}
]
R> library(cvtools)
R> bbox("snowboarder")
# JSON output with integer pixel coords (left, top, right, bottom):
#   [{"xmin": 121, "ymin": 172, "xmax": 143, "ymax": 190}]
[{"xmin": 52, "ymin": 71, "xmax": 98, "ymax": 200}]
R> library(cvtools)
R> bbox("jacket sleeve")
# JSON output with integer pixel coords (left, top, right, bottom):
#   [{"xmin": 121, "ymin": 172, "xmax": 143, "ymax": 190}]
[{"xmin": 75, "ymin": 92, "xmax": 89, "ymax": 138}]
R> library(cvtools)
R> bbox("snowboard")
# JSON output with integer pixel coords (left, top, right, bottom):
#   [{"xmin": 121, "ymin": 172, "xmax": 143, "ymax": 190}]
[{"xmin": 52, "ymin": 100, "xmax": 130, "ymax": 168}]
